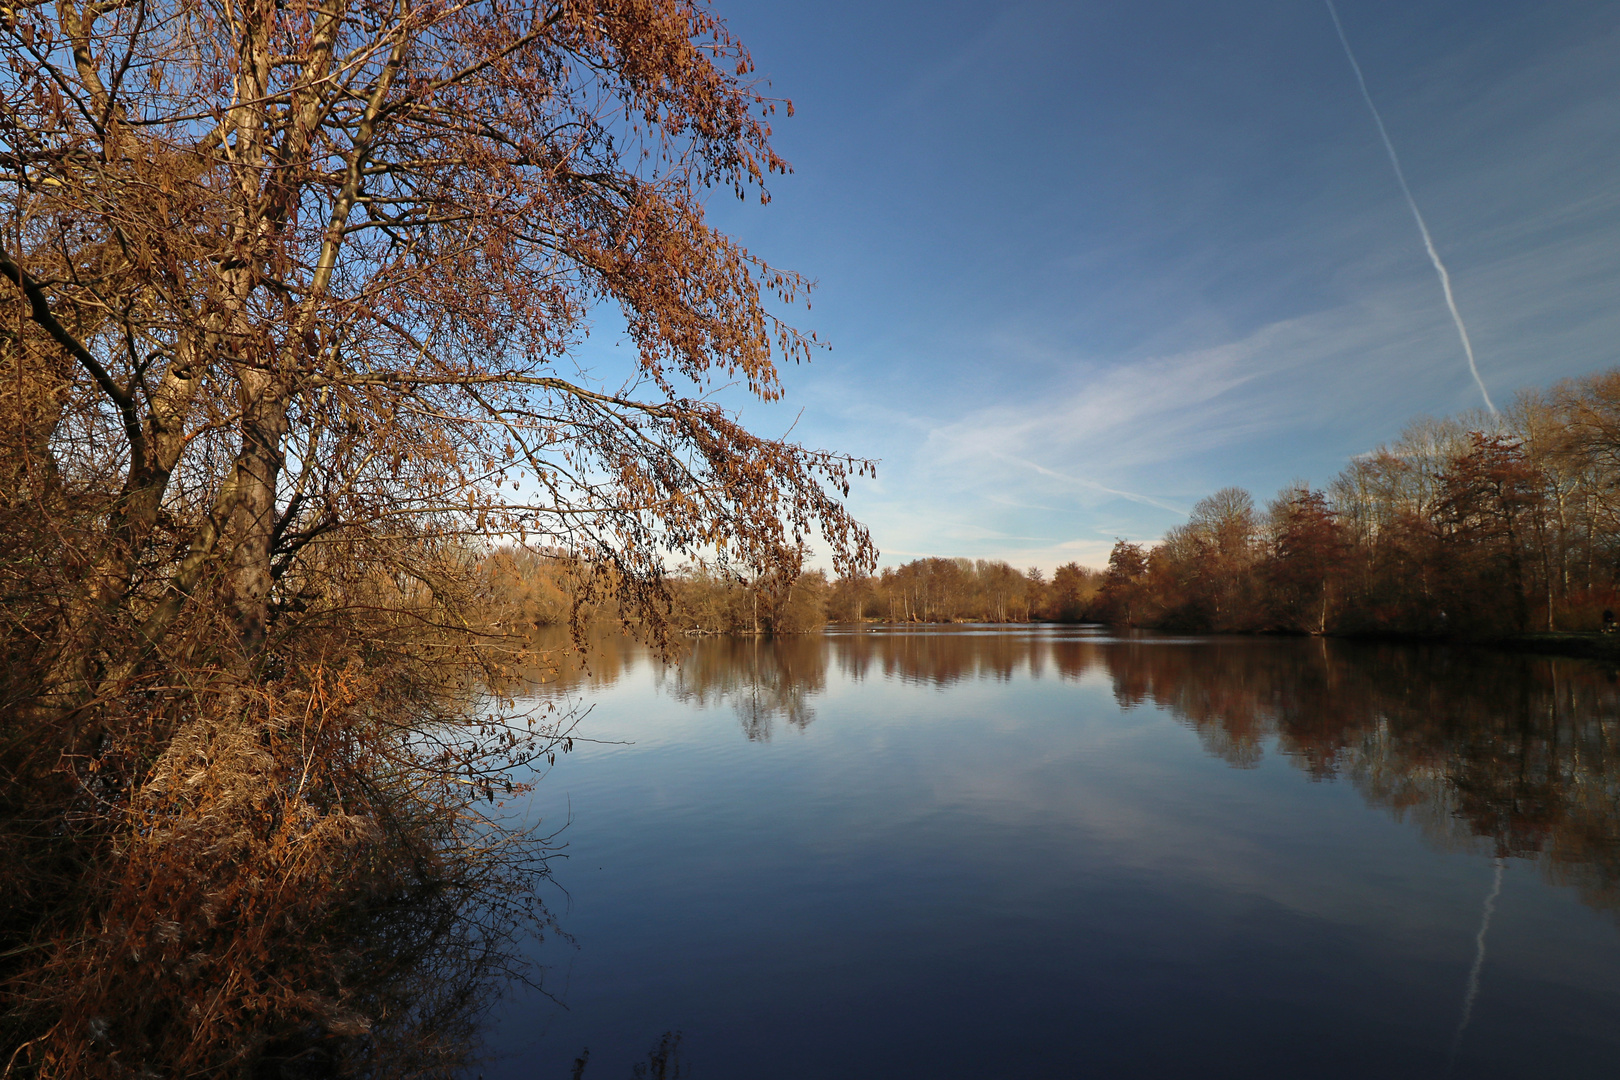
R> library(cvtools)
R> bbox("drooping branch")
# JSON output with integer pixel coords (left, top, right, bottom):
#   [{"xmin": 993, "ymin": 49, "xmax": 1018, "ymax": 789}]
[{"xmin": 0, "ymin": 244, "xmax": 147, "ymax": 471}]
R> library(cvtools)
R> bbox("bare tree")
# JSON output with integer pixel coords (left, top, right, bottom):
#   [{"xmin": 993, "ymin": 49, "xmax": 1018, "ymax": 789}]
[
  {"xmin": 2, "ymin": 0, "xmax": 871, "ymax": 705},
  {"xmin": 0, "ymin": 1, "xmax": 872, "ymax": 1072}
]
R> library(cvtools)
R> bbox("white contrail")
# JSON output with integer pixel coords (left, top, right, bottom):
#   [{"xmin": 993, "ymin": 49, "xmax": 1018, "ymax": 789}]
[
  {"xmin": 1324, "ymin": 0, "xmax": 1497, "ymax": 414},
  {"xmin": 990, "ymin": 451, "xmax": 1189, "ymax": 517},
  {"xmin": 1447, "ymin": 857, "xmax": 1505, "ymax": 1073}
]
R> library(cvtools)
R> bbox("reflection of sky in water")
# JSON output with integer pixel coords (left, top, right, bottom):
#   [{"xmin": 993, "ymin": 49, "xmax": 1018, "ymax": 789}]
[{"xmin": 484, "ymin": 629, "xmax": 1620, "ymax": 1079}]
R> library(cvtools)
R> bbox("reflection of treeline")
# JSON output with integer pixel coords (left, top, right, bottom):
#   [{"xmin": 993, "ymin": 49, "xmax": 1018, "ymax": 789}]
[
  {"xmin": 639, "ymin": 630, "xmax": 1619, "ymax": 917},
  {"xmin": 1099, "ymin": 639, "xmax": 1620, "ymax": 917},
  {"xmin": 826, "ymin": 628, "xmax": 1078, "ymax": 685},
  {"xmin": 664, "ymin": 636, "xmax": 828, "ymax": 740},
  {"xmin": 517, "ymin": 632, "xmax": 829, "ymax": 741},
  {"xmin": 1095, "ymin": 370, "xmax": 1620, "ymax": 636}
]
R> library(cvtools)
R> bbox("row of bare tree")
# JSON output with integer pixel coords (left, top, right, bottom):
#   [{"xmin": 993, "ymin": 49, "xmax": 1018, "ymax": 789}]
[
  {"xmin": 480, "ymin": 548, "xmax": 832, "ymax": 635},
  {"xmin": 826, "ymin": 558, "xmax": 1101, "ymax": 625},
  {"xmin": 1095, "ymin": 369, "xmax": 1620, "ymax": 636},
  {"xmin": 480, "ymin": 551, "xmax": 1105, "ymax": 633}
]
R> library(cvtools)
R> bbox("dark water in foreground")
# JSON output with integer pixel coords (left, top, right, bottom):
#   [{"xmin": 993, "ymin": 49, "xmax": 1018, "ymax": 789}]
[{"xmin": 481, "ymin": 627, "xmax": 1620, "ymax": 1079}]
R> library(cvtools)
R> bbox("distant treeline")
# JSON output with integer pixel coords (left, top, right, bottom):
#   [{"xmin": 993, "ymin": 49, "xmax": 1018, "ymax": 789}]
[
  {"xmin": 827, "ymin": 559, "xmax": 1100, "ymax": 624},
  {"xmin": 480, "ymin": 548, "xmax": 1102, "ymax": 634},
  {"xmin": 480, "ymin": 547, "xmax": 1104, "ymax": 634},
  {"xmin": 479, "ymin": 548, "xmax": 835, "ymax": 635},
  {"xmin": 1095, "ymin": 368, "xmax": 1620, "ymax": 636},
  {"xmin": 485, "ymin": 367, "xmax": 1620, "ymax": 639}
]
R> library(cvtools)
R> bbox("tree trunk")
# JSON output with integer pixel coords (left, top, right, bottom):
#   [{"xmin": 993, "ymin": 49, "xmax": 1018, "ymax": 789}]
[{"xmin": 223, "ymin": 376, "xmax": 290, "ymax": 661}]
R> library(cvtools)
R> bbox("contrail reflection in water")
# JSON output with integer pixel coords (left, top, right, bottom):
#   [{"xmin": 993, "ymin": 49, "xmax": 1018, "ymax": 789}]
[{"xmin": 1448, "ymin": 857, "xmax": 1506, "ymax": 1073}]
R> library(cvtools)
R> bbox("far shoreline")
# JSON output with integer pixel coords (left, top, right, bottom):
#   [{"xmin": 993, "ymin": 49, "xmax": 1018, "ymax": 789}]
[{"xmin": 820, "ymin": 619, "xmax": 1620, "ymax": 664}]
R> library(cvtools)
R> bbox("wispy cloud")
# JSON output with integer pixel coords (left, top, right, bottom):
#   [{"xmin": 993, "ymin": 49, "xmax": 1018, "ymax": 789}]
[
  {"xmin": 835, "ymin": 282, "xmax": 1520, "ymax": 569},
  {"xmin": 987, "ymin": 452, "xmax": 1189, "ymax": 517},
  {"xmin": 915, "ymin": 310, "xmax": 1369, "ymax": 488},
  {"xmin": 755, "ymin": 1, "xmax": 1620, "ymax": 574}
]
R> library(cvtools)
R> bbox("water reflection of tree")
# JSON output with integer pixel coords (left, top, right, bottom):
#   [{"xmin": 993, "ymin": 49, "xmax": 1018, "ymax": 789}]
[
  {"xmin": 684, "ymin": 630, "xmax": 1620, "ymax": 919},
  {"xmin": 515, "ymin": 628, "xmax": 644, "ymax": 696},
  {"xmin": 511, "ymin": 631, "xmax": 827, "ymax": 740},
  {"xmin": 544, "ymin": 628, "xmax": 1619, "ymax": 917},
  {"xmin": 1102, "ymin": 639, "xmax": 1620, "ymax": 918},
  {"xmin": 827, "ymin": 629, "xmax": 1050, "ymax": 687},
  {"xmin": 666, "ymin": 637, "xmax": 827, "ymax": 741}
]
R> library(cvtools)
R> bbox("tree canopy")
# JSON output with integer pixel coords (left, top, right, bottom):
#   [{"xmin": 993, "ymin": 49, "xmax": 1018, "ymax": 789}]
[{"xmin": 0, "ymin": 1, "xmax": 872, "ymax": 1072}]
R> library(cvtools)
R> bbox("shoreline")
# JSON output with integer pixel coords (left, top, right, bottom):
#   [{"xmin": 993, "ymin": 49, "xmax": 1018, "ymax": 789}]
[{"xmin": 827, "ymin": 619, "xmax": 1620, "ymax": 663}]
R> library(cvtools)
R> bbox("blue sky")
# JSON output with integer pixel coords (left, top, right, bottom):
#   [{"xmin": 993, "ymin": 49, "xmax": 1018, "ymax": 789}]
[{"xmin": 661, "ymin": 0, "xmax": 1620, "ymax": 569}]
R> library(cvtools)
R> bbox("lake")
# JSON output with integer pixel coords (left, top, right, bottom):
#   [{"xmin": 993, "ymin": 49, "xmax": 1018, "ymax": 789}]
[{"xmin": 477, "ymin": 626, "xmax": 1620, "ymax": 1079}]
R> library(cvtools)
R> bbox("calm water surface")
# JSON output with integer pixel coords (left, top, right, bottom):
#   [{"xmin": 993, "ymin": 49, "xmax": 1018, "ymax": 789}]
[{"xmin": 480, "ymin": 627, "xmax": 1620, "ymax": 1079}]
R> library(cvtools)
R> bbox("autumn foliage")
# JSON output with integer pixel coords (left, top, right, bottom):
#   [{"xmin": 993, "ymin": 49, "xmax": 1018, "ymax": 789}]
[
  {"xmin": 812, "ymin": 368, "xmax": 1620, "ymax": 640},
  {"xmin": 827, "ymin": 557, "xmax": 1098, "ymax": 625},
  {"xmin": 1088, "ymin": 373, "xmax": 1620, "ymax": 637},
  {"xmin": 0, "ymin": 0, "xmax": 870, "ymax": 1074}
]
